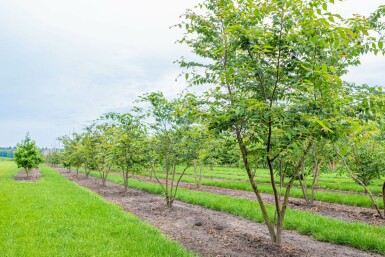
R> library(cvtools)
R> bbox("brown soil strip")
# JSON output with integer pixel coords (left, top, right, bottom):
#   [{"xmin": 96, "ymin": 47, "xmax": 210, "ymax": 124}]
[
  {"xmin": 56, "ymin": 168, "xmax": 381, "ymax": 257},
  {"xmin": 131, "ymin": 174, "xmax": 385, "ymax": 226},
  {"xmin": 14, "ymin": 169, "xmax": 41, "ymax": 182}
]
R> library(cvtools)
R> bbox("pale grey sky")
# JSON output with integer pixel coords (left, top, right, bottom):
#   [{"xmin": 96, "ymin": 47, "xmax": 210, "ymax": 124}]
[{"xmin": 0, "ymin": 0, "xmax": 384, "ymax": 147}]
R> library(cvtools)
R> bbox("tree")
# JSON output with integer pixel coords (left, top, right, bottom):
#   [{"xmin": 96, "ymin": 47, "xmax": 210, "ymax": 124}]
[
  {"xmin": 14, "ymin": 133, "xmax": 43, "ymax": 177},
  {"xmin": 335, "ymin": 85, "xmax": 385, "ymax": 219},
  {"xmin": 60, "ymin": 133, "xmax": 84, "ymax": 176},
  {"xmin": 102, "ymin": 113, "xmax": 147, "ymax": 192},
  {"xmin": 45, "ymin": 151, "xmax": 63, "ymax": 167},
  {"xmin": 178, "ymin": 0, "xmax": 383, "ymax": 244},
  {"xmin": 81, "ymin": 127, "xmax": 99, "ymax": 179},
  {"xmin": 139, "ymin": 92, "xmax": 197, "ymax": 207},
  {"xmin": 93, "ymin": 124, "xmax": 115, "ymax": 186}
]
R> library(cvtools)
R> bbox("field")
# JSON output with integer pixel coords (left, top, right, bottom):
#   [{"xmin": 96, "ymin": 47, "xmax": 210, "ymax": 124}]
[
  {"xmin": 0, "ymin": 161, "xmax": 193, "ymax": 257},
  {"xmin": 38, "ymin": 162, "xmax": 384, "ymax": 256},
  {"xmin": 4, "ymin": 156, "xmax": 385, "ymax": 256}
]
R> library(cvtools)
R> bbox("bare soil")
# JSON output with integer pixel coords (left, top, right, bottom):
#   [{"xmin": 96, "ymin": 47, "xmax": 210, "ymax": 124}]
[
  {"xmin": 56, "ymin": 168, "xmax": 381, "ymax": 257},
  {"xmin": 132, "ymin": 174, "xmax": 385, "ymax": 226},
  {"xmin": 14, "ymin": 169, "xmax": 41, "ymax": 182}
]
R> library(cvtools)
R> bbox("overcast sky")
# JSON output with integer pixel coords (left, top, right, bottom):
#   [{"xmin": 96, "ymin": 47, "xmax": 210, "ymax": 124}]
[{"xmin": 0, "ymin": 0, "xmax": 384, "ymax": 147}]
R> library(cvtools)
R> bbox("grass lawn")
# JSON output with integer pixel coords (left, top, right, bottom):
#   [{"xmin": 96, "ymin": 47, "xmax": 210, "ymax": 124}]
[{"xmin": 0, "ymin": 161, "xmax": 194, "ymax": 257}]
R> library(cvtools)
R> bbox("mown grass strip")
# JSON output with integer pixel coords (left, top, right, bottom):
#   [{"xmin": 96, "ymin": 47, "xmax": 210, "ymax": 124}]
[
  {"xmin": 0, "ymin": 162, "xmax": 194, "ymax": 257},
  {"xmin": 140, "ymin": 171, "xmax": 384, "ymax": 209},
  {"xmin": 78, "ymin": 168, "xmax": 385, "ymax": 255},
  {"xmin": 167, "ymin": 167, "xmax": 384, "ymax": 194}
]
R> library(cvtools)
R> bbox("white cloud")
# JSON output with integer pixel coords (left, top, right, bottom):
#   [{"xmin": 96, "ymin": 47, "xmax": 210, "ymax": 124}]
[{"xmin": 0, "ymin": 0, "xmax": 384, "ymax": 146}]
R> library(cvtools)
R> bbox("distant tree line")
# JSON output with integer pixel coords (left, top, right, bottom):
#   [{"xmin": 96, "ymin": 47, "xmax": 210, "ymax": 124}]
[{"xmin": 0, "ymin": 147, "xmax": 16, "ymax": 158}]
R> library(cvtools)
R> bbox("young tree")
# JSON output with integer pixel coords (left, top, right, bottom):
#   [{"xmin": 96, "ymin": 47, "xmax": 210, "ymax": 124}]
[
  {"xmin": 60, "ymin": 133, "xmax": 84, "ymax": 176},
  {"xmin": 178, "ymin": 0, "xmax": 383, "ymax": 244},
  {"xmin": 81, "ymin": 127, "xmax": 99, "ymax": 179},
  {"xmin": 93, "ymin": 124, "xmax": 115, "ymax": 186},
  {"xmin": 102, "ymin": 113, "xmax": 147, "ymax": 192},
  {"xmin": 14, "ymin": 133, "xmax": 43, "ymax": 177},
  {"xmin": 336, "ymin": 134, "xmax": 385, "ymax": 219},
  {"xmin": 45, "ymin": 151, "xmax": 63, "ymax": 167},
  {"xmin": 139, "ymin": 92, "xmax": 197, "ymax": 207}
]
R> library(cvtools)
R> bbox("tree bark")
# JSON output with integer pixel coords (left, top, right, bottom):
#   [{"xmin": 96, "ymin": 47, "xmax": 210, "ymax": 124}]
[
  {"xmin": 382, "ymin": 181, "xmax": 385, "ymax": 218},
  {"xmin": 235, "ymin": 128, "xmax": 277, "ymax": 242}
]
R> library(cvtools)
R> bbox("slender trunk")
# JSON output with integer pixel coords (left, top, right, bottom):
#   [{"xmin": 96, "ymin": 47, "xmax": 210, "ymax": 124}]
[
  {"xmin": 198, "ymin": 165, "xmax": 203, "ymax": 188},
  {"xmin": 279, "ymin": 160, "xmax": 284, "ymax": 195},
  {"xmin": 193, "ymin": 160, "xmax": 198, "ymax": 187},
  {"xmin": 149, "ymin": 161, "xmax": 154, "ymax": 179},
  {"xmin": 311, "ymin": 160, "xmax": 321, "ymax": 205},
  {"xmin": 172, "ymin": 165, "xmax": 190, "ymax": 206},
  {"xmin": 235, "ymin": 128, "xmax": 277, "ymax": 242},
  {"xmin": 165, "ymin": 151, "xmax": 170, "ymax": 207},
  {"xmin": 299, "ymin": 177, "xmax": 308, "ymax": 204},
  {"xmin": 76, "ymin": 168, "xmax": 79, "ymax": 176},
  {"xmin": 382, "ymin": 182, "xmax": 385, "ymax": 218},
  {"xmin": 278, "ymin": 142, "xmax": 313, "ymax": 243},
  {"xmin": 100, "ymin": 170, "xmax": 107, "ymax": 186},
  {"xmin": 337, "ymin": 150, "xmax": 385, "ymax": 219},
  {"xmin": 168, "ymin": 162, "xmax": 177, "ymax": 207},
  {"xmin": 299, "ymin": 167, "xmax": 309, "ymax": 204},
  {"xmin": 124, "ymin": 171, "xmax": 129, "ymax": 192}
]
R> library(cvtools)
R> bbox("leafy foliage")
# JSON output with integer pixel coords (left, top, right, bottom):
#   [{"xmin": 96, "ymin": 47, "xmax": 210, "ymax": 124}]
[{"xmin": 14, "ymin": 134, "xmax": 43, "ymax": 176}]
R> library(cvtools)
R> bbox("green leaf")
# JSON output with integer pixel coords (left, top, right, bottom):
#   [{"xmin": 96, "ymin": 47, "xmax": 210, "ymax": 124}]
[{"xmin": 322, "ymin": 3, "xmax": 327, "ymax": 11}]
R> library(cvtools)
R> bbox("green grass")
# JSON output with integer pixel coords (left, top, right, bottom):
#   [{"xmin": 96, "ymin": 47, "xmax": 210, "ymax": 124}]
[
  {"xmin": 78, "ymin": 168, "xmax": 385, "ymax": 254},
  {"xmin": 141, "ymin": 170, "xmax": 384, "ymax": 209},
  {"xmin": 165, "ymin": 166, "xmax": 385, "ymax": 194},
  {"xmin": 0, "ymin": 161, "xmax": 194, "ymax": 257}
]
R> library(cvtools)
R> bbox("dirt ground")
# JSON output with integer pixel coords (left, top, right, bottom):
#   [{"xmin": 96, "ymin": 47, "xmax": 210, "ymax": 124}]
[
  {"xmin": 14, "ymin": 169, "xmax": 41, "ymax": 182},
  {"xmin": 56, "ymin": 168, "xmax": 381, "ymax": 257}
]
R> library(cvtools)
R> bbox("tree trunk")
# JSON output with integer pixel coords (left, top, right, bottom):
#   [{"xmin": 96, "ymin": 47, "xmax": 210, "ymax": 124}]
[
  {"xmin": 235, "ymin": 129, "xmax": 277, "ymax": 242},
  {"xmin": 311, "ymin": 159, "xmax": 320, "ymax": 205},
  {"xmin": 382, "ymin": 181, "xmax": 385, "ymax": 218},
  {"xmin": 123, "ymin": 172, "xmax": 129, "ymax": 192}
]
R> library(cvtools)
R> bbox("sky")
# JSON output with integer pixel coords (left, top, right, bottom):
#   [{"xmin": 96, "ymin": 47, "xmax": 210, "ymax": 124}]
[{"xmin": 0, "ymin": 0, "xmax": 384, "ymax": 147}]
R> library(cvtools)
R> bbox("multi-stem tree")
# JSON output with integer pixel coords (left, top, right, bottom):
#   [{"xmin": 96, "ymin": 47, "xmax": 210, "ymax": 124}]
[
  {"xmin": 102, "ymin": 112, "xmax": 147, "ymax": 192},
  {"xmin": 139, "ymin": 92, "xmax": 197, "ymax": 207},
  {"xmin": 178, "ymin": 0, "xmax": 383, "ymax": 244},
  {"xmin": 60, "ymin": 133, "xmax": 84, "ymax": 174},
  {"xmin": 81, "ymin": 127, "xmax": 99, "ymax": 178},
  {"xmin": 93, "ymin": 124, "xmax": 115, "ymax": 186}
]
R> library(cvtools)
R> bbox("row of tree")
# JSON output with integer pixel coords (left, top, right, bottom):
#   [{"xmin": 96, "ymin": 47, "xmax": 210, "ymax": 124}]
[{"xmin": 57, "ymin": 0, "xmax": 385, "ymax": 245}]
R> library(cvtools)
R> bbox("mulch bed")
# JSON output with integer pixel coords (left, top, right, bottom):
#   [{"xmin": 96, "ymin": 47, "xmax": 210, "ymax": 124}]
[{"xmin": 14, "ymin": 169, "xmax": 41, "ymax": 182}]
